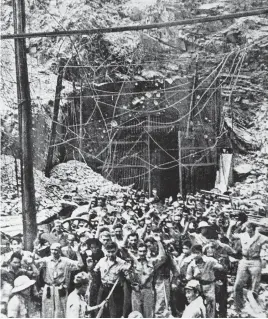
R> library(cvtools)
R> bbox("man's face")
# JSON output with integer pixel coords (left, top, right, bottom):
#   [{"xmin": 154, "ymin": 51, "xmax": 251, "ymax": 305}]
[
  {"xmin": 90, "ymin": 243, "xmax": 99, "ymax": 254},
  {"xmin": 138, "ymin": 246, "xmax": 147, "ymax": 260},
  {"xmin": 114, "ymin": 228, "xmax": 123, "ymax": 238},
  {"xmin": 10, "ymin": 240, "xmax": 22, "ymax": 252},
  {"xmin": 182, "ymin": 212, "xmax": 188, "ymax": 219},
  {"xmin": 54, "ymin": 223, "xmax": 61, "ymax": 232},
  {"xmin": 128, "ymin": 235, "xmax": 138, "ymax": 247},
  {"xmin": 182, "ymin": 246, "xmax": 191, "ymax": 255},
  {"xmin": 51, "ymin": 248, "xmax": 61, "ymax": 259},
  {"xmin": 100, "ymin": 235, "xmax": 111, "ymax": 246},
  {"xmin": 67, "ymin": 235, "xmax": 75, "ymax": 245},
  {"xmin": 139, "ymin": 220, "xmax": 145, "ymax": 227},
  {"xmin": 185, "ymin": 289, "xmax": 196, "ymax": 303},
  {"xmin": 97, "ymin": 199, "xmax": 103, "ymax": 206},
  {"xmin": 204, "ymin": 199, "xmax": 210, "ymax": 207},
  {"xmin": 209, "ymin": 215, "xmax": 217, "ymax": 225},
  {"xmin": 10, "ymin": 257, "xmax": 21, "ymax": 271},
  {"xmin": 173, "ymin": 214, "xmax": 181, "ymax": 222},
  {"xmin": 78, "ymin": 283, "xmax": 88, "ymax": 296},
  {"xmin": 106, "ymin": 248, "xmax": 117, "ymax": 260},
  {"xmin": 145, "ymin": 241, "xmax": 153, "ymax": 250},
  {"xmin": 206, "ymin": 246, "xmax": 215, "ymax": 257},
  {"xmin": 200, "ymin": 227, "xmax": 208, "ymax": 235},
  {"xmin": 246, "ymin": 225, "xmax": 255, "ymax": 237}
]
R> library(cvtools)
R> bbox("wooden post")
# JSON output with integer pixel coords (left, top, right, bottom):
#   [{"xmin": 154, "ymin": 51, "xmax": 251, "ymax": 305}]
[
  {"xmin": 79, "ymin": 80, "xmax": 83, "ymax": 161},
  {"xmin": 13, "ymin": 0, "xmax": 37, "ymax": 250},
  {"xmin": 45, "ymin": 59, "xmax": 65, "ymax": 177},
  {"xmin": 147, "ymin": 115, "xmax": 151, "ymax": 197},
  {"xmin": 178, "ymin": 131, "xmax": 183, "ymax": 194}
]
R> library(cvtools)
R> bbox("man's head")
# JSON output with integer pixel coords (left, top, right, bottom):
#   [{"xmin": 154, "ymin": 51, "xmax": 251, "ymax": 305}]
[
  {"xmin": 185, "ymin": 280, "xmax": 201, "ymax": 303},
  {"xmin": 50, "ymin": 243, "xmax": 61, "ymax": 259},
  {"xmin": 208, "ymin": 213, "xmax": 217, "ymax": 225},
  {"xmin": 67, "ymin": 234, "xmax": 76, "ymax": 245},
  {"xmin": 9, "ymin": 252, "xmax": 22, "ymax": 271},
  {"xmin": 182, "ymin": 240, "xmax": 192, "ymax": 255},
  {"xmin": 99, "ymin": 230, "xmax": 111, "ymax": 246},
  {"xmin": 137, "ymin": 243, "xmax": 147, "ymax": 260},
  {"xmin": 197, "ymin": 221, "xmax": 210, "ymax": 235},
  {"xmin": 128, "ymin": 233, "xmax": 138, "ymax": 248},
  {"xmin": 73, "ymin": 272, "xmax": 90, "ymax": 296},
  {"xmin": 105, "ymin": 241, "xmax": 118, "ymax": 261},
  {"xmin": 191, "ymin": 244, "xmax": 203, "ymax": 256},
  {"xmin": 204, "ymin": 243, "xmax": 216, "ymax": 257},
  {"xmin": 173, "ymin": 213, "xmax": 182, "ymax": 223},
  {"xmin": 246, "ymin": 222, "xmax": 257, "ymax": 237},
  {"xmin": 10, "ymin": 237, "xmax": 23, "ymax": 253},
  {"xmin": 54, "ymin": 220, "xmax": 62, "ymax": 232},
  {"xmin": 113, "ymin": 223, "xmax": 123, "ymax": 239}
]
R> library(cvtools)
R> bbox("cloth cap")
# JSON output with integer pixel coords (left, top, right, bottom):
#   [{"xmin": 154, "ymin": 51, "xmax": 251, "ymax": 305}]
[
  {"xmin": 185, "ymin": 279, "xmax": 201, "ymax": 292},
  {"xmin": 197, "ymin": 221, "xmax": 210, "ymax": 229},
  {"xmin": 12, "ymin": 275, "xmax": 35, "ymax": 294}
]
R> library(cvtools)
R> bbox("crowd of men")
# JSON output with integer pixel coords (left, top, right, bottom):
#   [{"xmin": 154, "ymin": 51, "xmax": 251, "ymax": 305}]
[{"xmin": 1, "ymin": 187, "xmax": 268, "ymax": 318}]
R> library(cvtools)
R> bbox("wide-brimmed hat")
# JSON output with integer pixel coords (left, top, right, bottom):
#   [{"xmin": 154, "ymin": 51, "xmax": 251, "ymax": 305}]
[
  {"xmin": 12, "ymin": 275, "xmax": 35, "ymax": 294},
  {"xmin": 197, "ymin": 221, "xmax": 211, "ymax": 229}
]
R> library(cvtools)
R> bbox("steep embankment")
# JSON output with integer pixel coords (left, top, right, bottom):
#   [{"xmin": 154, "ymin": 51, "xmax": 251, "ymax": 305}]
[{"xmin": 1, "ymin": 0, "xmax": 268, "ymax": 210}]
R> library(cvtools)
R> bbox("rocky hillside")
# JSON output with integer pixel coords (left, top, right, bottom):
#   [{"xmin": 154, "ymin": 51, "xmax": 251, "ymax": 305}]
[{"xmin": 1, "ymin": 0, "xmax": 268, "ymax": 209}]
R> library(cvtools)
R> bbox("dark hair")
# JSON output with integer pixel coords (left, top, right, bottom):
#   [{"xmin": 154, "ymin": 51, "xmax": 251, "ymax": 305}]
[
  {"xmin": 128, "ymin": 232, "xmax": 139, "ymax": 240},
  {"xmin": 105, "ymin": 241, "xmax": 118, "ymax": 251},
  {"xmin": 182, "ymin": 240, "xmax": 192, "ymax": 249},
  {"xmin": 113, "ymin": 223, "xmax": 123, "ymax": 230},
  {"xmin": 10, "ymin": 252, "xmax": 22, "ymax": 262},
  {"xmin": 246, "ymin": 222, "xmax": 257, "ymax": 231},
  {"xmin": 11, "ymin": 237, "xmax": 22, "ymax": 244},
  {"xmin": 191, "ymin": 245, "xmax": 202, "ymax": 254}
]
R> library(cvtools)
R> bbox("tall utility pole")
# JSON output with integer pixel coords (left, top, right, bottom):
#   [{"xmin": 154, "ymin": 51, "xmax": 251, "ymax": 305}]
[{"xmin": 13, "ymin": 0, "xmax": 37, "ymax": 250}]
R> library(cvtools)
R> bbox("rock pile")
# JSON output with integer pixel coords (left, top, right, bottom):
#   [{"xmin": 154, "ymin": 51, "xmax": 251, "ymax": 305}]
[{"xmin": 0, "ymin": 155, "xmax": 123, "ymax": 218}]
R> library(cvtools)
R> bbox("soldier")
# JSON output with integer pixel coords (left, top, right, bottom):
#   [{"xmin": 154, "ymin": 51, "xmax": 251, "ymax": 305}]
[
  {"xmin": 7, "ymin": 275, "xmax": 36, "ymax": 318},
  {"xmin": 129, "ymin": 234, "xmax": 166, "ymax": 318},
  {"xmin": 181, "ymin": 280, "xmax": 206, "ymax": 318},
  {"xmin": 94, "ymin": 241, "xmax": 131, "ymax": 318},
  {"xmin": 34, "ymin": 242, "xmax": 84, "ymax": 318}
]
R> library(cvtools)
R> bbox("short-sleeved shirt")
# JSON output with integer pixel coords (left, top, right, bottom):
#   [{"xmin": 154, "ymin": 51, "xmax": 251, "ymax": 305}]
[
  {"xmin": 7, "ymin": 295, "xmax": 28, "ymax": 318},
  {"xmin": 94, "ymin": 256, "xmax": 129, "ymax": 285},
  {"xmin": 233, "ymin": 232, "xmax": 268, "ymax": 259},
  {"xmin": 36, "ymin": 256, "xmax": 81, "ymax": 286}
]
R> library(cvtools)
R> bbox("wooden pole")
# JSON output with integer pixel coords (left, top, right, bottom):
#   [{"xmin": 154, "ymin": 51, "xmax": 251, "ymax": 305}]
[
  {"xmin": 13, "ymin": 0, "xmax": 36, "ymax": 250},
  {"xmin": 178, "ymin": 131, "xmax": 183, "ymax": 194},
  {"xmin": 3, "ymin": 7, "xmax": 268, "ymax": 40},
  {"xmin": 45, "ymin": 59, "xmax": 65, "ymax": 177},
  {"xmin": 79, "ymin": 80, "xmax": 83, "ymax": 161},
  {"xmin": 147, "ymin": 115, "xmax": 151, "ymax": 197}
]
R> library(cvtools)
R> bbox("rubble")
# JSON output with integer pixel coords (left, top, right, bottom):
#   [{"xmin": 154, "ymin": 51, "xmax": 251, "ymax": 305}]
[{"xmin": 0, "ymin": 155, "xmax": 124, "ymax": 235}]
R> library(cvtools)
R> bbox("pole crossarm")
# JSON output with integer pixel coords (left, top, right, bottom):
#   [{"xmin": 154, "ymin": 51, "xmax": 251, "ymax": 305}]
[{"xmin": 1, "ymin": 7, "xmax": 268, "ymax": 40}]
